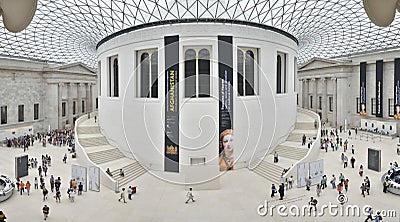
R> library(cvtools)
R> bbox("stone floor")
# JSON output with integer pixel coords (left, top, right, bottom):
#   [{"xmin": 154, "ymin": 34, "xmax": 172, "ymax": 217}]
[{"xmin": 0, "ymin": 129, "xmax": 399, "ymax": 222}]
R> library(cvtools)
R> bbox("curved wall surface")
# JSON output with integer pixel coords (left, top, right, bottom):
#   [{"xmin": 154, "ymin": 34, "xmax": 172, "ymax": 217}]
[{"xmin": 97, "ymin": 22, "xmax": 298, "ymax": 183}]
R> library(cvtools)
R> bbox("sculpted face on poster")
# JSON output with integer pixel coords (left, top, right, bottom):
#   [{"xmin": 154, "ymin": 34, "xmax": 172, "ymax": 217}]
[
  {"xmin": 71, "ymin": 165, "xmax": 87, "ymax": 192},
  {"xmin": 88, "ymin": 166, "xmax": 100, "ymax": 192},
  {"xmin": 218, "ymin": 36, "xmax": 234, "ymax": 172}
]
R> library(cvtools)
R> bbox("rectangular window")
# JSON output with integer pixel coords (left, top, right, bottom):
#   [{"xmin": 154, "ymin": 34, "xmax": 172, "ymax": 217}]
[
  {"xmin": 388, "ymin": 98, "xmax": 394, "ymax": 117},
  {"xmin": 137, "ymin": 50, "xmax": 158, "ymax": 98},
  {"xmin": 1, "ymin": 106, "xmax": 7, "ymax": 124},
  {"xmin": 107, "ymin": 55, "xmax": 119, "ymax": 97},
  {"xmin": 356, "ymin": 97, "xmax": 360, "ymax": 113},
  {"xmin": 276, "ymin": 52, "xmax": 287, "ymax": 94},
  {"xmin": 329, "ymin": 97, "xmax": 333, "ymax": 112},
  {"xmin": 185, "ymin": 47, "xmax": 211, "ymax": 98},
  {"xmin": 371, "ymin": 98, "xmax": 376, "ymax": 115},
  {"xmin": 82, "ymin": 100, "xmax": 85, "ymax": 113},
  {"xmin": 237, "ymin": 47, "xmax": 258, "ymax": 96},
  {"xmin": 310, "ymin": 96, "xmax": 313, "ymax": 109},
  {"xmin": 318, "ymin": 96, "xmax": 322, "ymax": 110},
  {"xmin": 62, "ymin": 102, "xmax": 66, "ymax": 117},
  {"xmin": 18, "ymin": 105, "xmax": 24, "ymax": 122},
  {"xmin": 34, "ymin": 103, "xmax": 39, "ymax": 120},
  {"xmin": 73, "ymin": 101, "xmax": 76, "ymax": 115}
]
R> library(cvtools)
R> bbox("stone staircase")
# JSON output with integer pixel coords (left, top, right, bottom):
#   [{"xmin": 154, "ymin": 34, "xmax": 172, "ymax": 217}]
[
  {"xmin": 77, "ymin": 119, "xmax": 147, "ymax": 188},
  {"xmin": 251, "ymin": 111, "xmax": 317, "ymax": 183}
]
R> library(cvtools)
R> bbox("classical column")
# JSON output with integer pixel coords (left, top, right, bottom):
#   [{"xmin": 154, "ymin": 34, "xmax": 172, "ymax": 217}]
[
  {"xmin": 77, "ymin": 83, "xmax": 82, "ymax": 115},
  {"xmin": 58, "ymin": 83, "xmax": 63, "ymax": 129},
  {"xmin": 85, "ymin": 83, "xmax": 90, "ymax": 114},
  {"xmin": 89, "ymin": 83, "xmax": 93, "ymax": 113},
  {"xmin": 311, "ymin": 78, "xmax": 317, "ymax": 112},
  {"xmin": 304, "ymin": 79, "xmax": 309, "ymax": 109},
  {"xmin": 67, "ymin": 83, "xmax": 73, "ymax": 126},
  {"xmin": 332, "ymin": 78, "xmax": 338, "ymax": 127},
  {"xmin": 321, "ymin": 78, "xmax": 327, "ymax": 122}
]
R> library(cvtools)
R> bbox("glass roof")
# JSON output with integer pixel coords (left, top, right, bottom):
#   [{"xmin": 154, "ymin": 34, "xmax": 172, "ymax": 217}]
[{"xmin": 0, "ymin": 0, "xmax": 399, "ymax": 68}]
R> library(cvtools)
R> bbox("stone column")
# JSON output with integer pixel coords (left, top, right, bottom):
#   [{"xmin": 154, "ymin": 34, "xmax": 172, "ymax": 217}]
[
  {"xmin": 321, "ymin": 78, "xmax": 327, "ymax": 123},
  {"xmin": 58, "ymin": 83, "xmax": 63, "ymax": 129},
  {"xmin": 85, "ymin": 83, "xmax": 90, "ymax": 114},
  {"xmin": 303, "ymin": 79, "xmax": 309, "ymax": 108},
  {"xmin": 332, "ymin": 77, "xmax": 337, "ymax": 127},
  {"xmin": 77, "ymin": 83, "xmax": 82, "ymax": 115},
  {"xmin": 312, "ymin": 78, "xmax": 317, "ymax": 112},
  {"xmin": 67, "ymin": 83, "xmax": 73, "ymax": 126},
  {"xmin": 89, "ymin": 83, "xmax": 93, "ymax": 113}
]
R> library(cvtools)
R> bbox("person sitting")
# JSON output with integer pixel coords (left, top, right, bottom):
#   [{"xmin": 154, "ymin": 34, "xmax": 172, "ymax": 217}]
[
  {"xmin": 119, "ymin": 169, "xmax": 124, "ymax": 177},
  {"xmin": 106, "ymin": 168, "xmax": 113, "ymax": 176}
]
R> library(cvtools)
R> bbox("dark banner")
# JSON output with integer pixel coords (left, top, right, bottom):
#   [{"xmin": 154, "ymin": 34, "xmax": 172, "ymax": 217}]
[
  {"xmin": 395, "ymin": 58, "xmax": 400, "ymax": 120},
  {"xmin": 376, "ymin": 60, "xmax": 383, "ymax": 117},
  {"xmin": 164, "ymin": 35, "xmax": 179, "ymax": 173},
  {"xmin": 218, "ymin": 36, "xmax": 234, "ymax": 171},
  {"xmin": 360, "ymin": 62, "xmax": 367, "ymax": 116}
]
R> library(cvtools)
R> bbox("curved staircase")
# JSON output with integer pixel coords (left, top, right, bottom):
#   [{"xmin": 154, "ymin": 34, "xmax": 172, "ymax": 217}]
[
  {"xmin": 76, "ymin": 117, "xmax": 146, "ymax": 188},
  {"xmin": 251, "ymin": 110, "xmax": 318, "ymax": 183}
]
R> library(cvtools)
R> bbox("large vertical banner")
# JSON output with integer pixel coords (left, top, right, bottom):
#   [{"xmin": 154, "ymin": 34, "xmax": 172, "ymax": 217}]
[
  {"xmin": 297, "ymin": 162, "xmax": 309, "ymax": 188},
  {"xmin": 360, "ymin": 62, "xmax": 367, "ymax": 116},
  {"xmin": 164, "ymin": 35, "xmax": 179, "ymax": 173},
  {"xmin": 88, "ymin": 166, "xmax": 100, "ymax": 192},
  {"xmin": 376, "ymin": 60, "xmax": 383, "ymax": 117},
  {"xmin": 71, "ymin": 165, "xmax": 87, "ymax": 192},
  {"xmin": 394, "ymin": 58, "xmax": 400, "ymax": 120},
  {"xmin": 309, "ymin": 159, "xmax": 324, "ymax": 185},
  {"xmin": 218, "ymin": 36, "xmax": 234, "ymax": 171}
]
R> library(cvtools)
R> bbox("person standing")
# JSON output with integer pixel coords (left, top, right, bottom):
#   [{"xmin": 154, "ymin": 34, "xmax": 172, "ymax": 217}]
[
  {"xmin": 360, "ymin": 183, "xmax": 366, "ymax": 197},
  {"xmin": 118, "ymin": 188, "xmax": 127, "ymax": 203},
  {"xmin": 306, "ymin": 177, "xmax": 311, "ymax": 191},
  {"xmin": 343, "ymin": 155, "xmax": 348, "ymax": 168},
  {"xmin": 78, "ymin": 182, "xmax": 83, "ymax": 196},
  {"xmin": 271, "ymin": 184, "xmax": 277, "ymax": 198},
  {"xmin": 331, "ymin": 174, "xmax": 337, "ymax": 189},
  {"xmin": 278, "ymin": 183, "xmax": 284, "ymax": 200},
  {"xmin": 337, "ymin": 183, "xmax": 343, "ymax": 194},
  {"xmin": 351, "ymin": 145, "xmax": 355, "ymax": 154},
  {"xmin": 383, "ymin": 179, "xmax": 389, "ymax": 193},
  {"xmin": 185, "ymin": 187, "xmax": 195, "ymax": 204},
  {"xmin": 350, "ymin": 157, "xmax": 356, "ymax": 168},
  {"xmin": 309, "ymin": 197, "xmax": 318, "ymax": 213},
  {"xmin": 364, "ymin": 177, "xmax": 371, "ymax": 195},
  {"xmin": 344, "ymin": 179, "xmax": 349, "ymax": 192},
  {"xmin": 50, "ymin": 176, "xmax": 55, "ymax": 192},
  {"xmin": 63, "ymin": 154, "xmax": 67, "ymax": 164},
  {"xmin": 19, "ymin": 181, "xmax": 25, "ymax": 195},
  {"xmin": 128, "ymin": 186, "xmax": 133, "ymax": 200},
  {"xmin": 42, "ymin": 205, "xmax": 50, "ymax": 220},
  {"xmin": 55, "ymin": 190, "xmax": 61, "ymax": 203},
  {"xmin": 43, "ymin": 165, "xmax": 48, "ymax": 177},
  {"xmin": 16, "ymin": 179, "xmax": 20, "ymax": 192},
  {"xmin": 365, "ymin": 207, "xmax": 373, "ymax": 221},
  {"xmin": 359, "ymin": 165, "xmax": 364, "ymax": 177},
  {"xmin": 316, "ymin": 184, "xmax": 321, "ymax": 197},
  {"xmin": 288, "ymin": 176, "xmax": 294, "ymax": 189},
  {"xmin": 0, "ymin": 210, "xmax": 6, "ymax": 222},
  {"xmin": 273, "ymin": 152, "xmax": 278, "ymax": 163},
  {"xmin": 42, "ymin": 187, "xmax": 48, "ymax": 201}
]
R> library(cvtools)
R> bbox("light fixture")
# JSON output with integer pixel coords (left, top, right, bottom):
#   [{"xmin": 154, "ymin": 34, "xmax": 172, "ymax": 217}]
[
  {"xmin": 0, "ymin": 0, "xmax": 38, "ymax": 33},
  {"xmin": 363, "ymin": 0, "xmax": 400, "ymax": 27}
]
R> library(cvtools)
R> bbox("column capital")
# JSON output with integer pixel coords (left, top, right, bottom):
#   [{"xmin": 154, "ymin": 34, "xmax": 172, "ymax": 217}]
[
  {"xmin": 331, "ymin": 77, "xmax": 337, "ymax": 81},
  {"xmin": 58, "ymin": 82, "xmax": 65, "ymax": 87},
  {"xmin": 310, "ymin": 78, "xmax": 316, "ymax": 81}
]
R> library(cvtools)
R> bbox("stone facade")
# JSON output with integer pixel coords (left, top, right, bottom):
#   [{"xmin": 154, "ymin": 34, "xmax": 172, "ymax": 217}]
[
  {"xmin": 0, "ymin": 57, "xmax": 97, "ymax": 136},
  {"xmin": 298, "ymin": 49, "xmax": 400, "ymax": 131}
]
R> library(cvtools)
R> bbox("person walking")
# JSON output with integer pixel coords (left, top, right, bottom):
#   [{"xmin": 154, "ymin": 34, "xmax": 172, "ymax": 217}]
[
  {"xmin": 364, "ymin": 177, "xmax": 371, "ymax": 195},
  {"xmin": 118, "ymin": 188, "xmax": 127, "ymax": 203},
  {"xmin": 359, "ymin": 165, "xmax": 364, "ymax": 177},
  {"xmin": 374, "ymin": 211, "xmax": 383, "ymax": 221},
  {"xmin": 25, "ymin": 181, "xmax": 31, "ymax": 196},
  {"xmin": 42, "ymin": 187, "xmax": 48, "ymax": 201},
  {"xmin": 34, "ymin": 177, "xmax": 39, "ymax": 190},
  {"xmin": 343, "ymin": 155, "xmax": 348, "ymax": 168},
  {"xmin": 19, "ymin": 181, "xmax": 25, "ymax": 195},
  {"xmin": 306, "ymin": 177, "xmax": 311, "ymax": 191},
  {"xmin": 43, "ymin": 165, "xmax": 48, "ymax": 177},
  {"xmin": 63, "ymin": 154, "xmax": 67, "ymax": 164},
  {"xmin": 50, "ymin": 176, "xmax": 55, "ymax": 192},
  {"xmin": 55, "ymin": 190, "xmax": 61, "ymax": 203},
  {"xmin": 288, "ymin": 176, "xmax": 294, "ymax": 189},
  {"xmin": 309, "ymin": 197, "xmax": 318, "ymax": 213},
  {"xmin": 42, "ymin": 205, "xmax": 50, "ymax": 220},
  {"xmin": 337, "ymin": 183, "xmax": 343, "ymax": 194},
  {"xmin": 273, "ymin": 152, "xmax": 279, "ymax": 163},
  {"xmin": 360, "ymin": 183, "xmax": 366, "ymax": 197},
  {"xmin": 351, "ymin": 145, "xmax": 355, "ymax": 154},
  {"xmin": 365, "ymin": 207, "xmax": 373, "ymax": 221},
  {"xmin": 185, "ymin": 187, "xmax": 195, "ymax": 204}
]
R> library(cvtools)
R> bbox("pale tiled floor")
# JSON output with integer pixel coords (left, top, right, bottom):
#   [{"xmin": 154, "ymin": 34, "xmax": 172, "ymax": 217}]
[{"xmin": 0, "ymin": 129, "xmax": 399, "ymax": 222}]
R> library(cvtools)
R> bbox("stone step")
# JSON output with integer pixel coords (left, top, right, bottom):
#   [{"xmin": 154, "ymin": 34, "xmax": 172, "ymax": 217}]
[
  {"xmin": 111, "ymin": 162, "xmax": 147, "ymax": 187},
  {"xmin": 77, "ymin": 126, "xmax": 101, "ymax": 134},
  {"xmin": 295, "ymin": 122, "xmax": 315, "ymax": 130},
  {"xmin": 251, "ymin": 162, "xmax": 284, "ymax": 184},
  {"xmin": 87, "ymin": 148, "xmax": 126, "ymax": 164},
  {"xmin": 286, "ymin": 133, "xmax": 316, "ymax": 142},
  {"xmin": 79, "ymin": 136, "xmax": 109, "ymax": 147}
]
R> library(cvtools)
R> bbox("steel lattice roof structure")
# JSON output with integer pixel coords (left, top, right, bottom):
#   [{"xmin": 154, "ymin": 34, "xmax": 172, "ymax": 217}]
[{"xmin": 0, "ymin": 0, "xmax": 399, "ymax": 68}]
